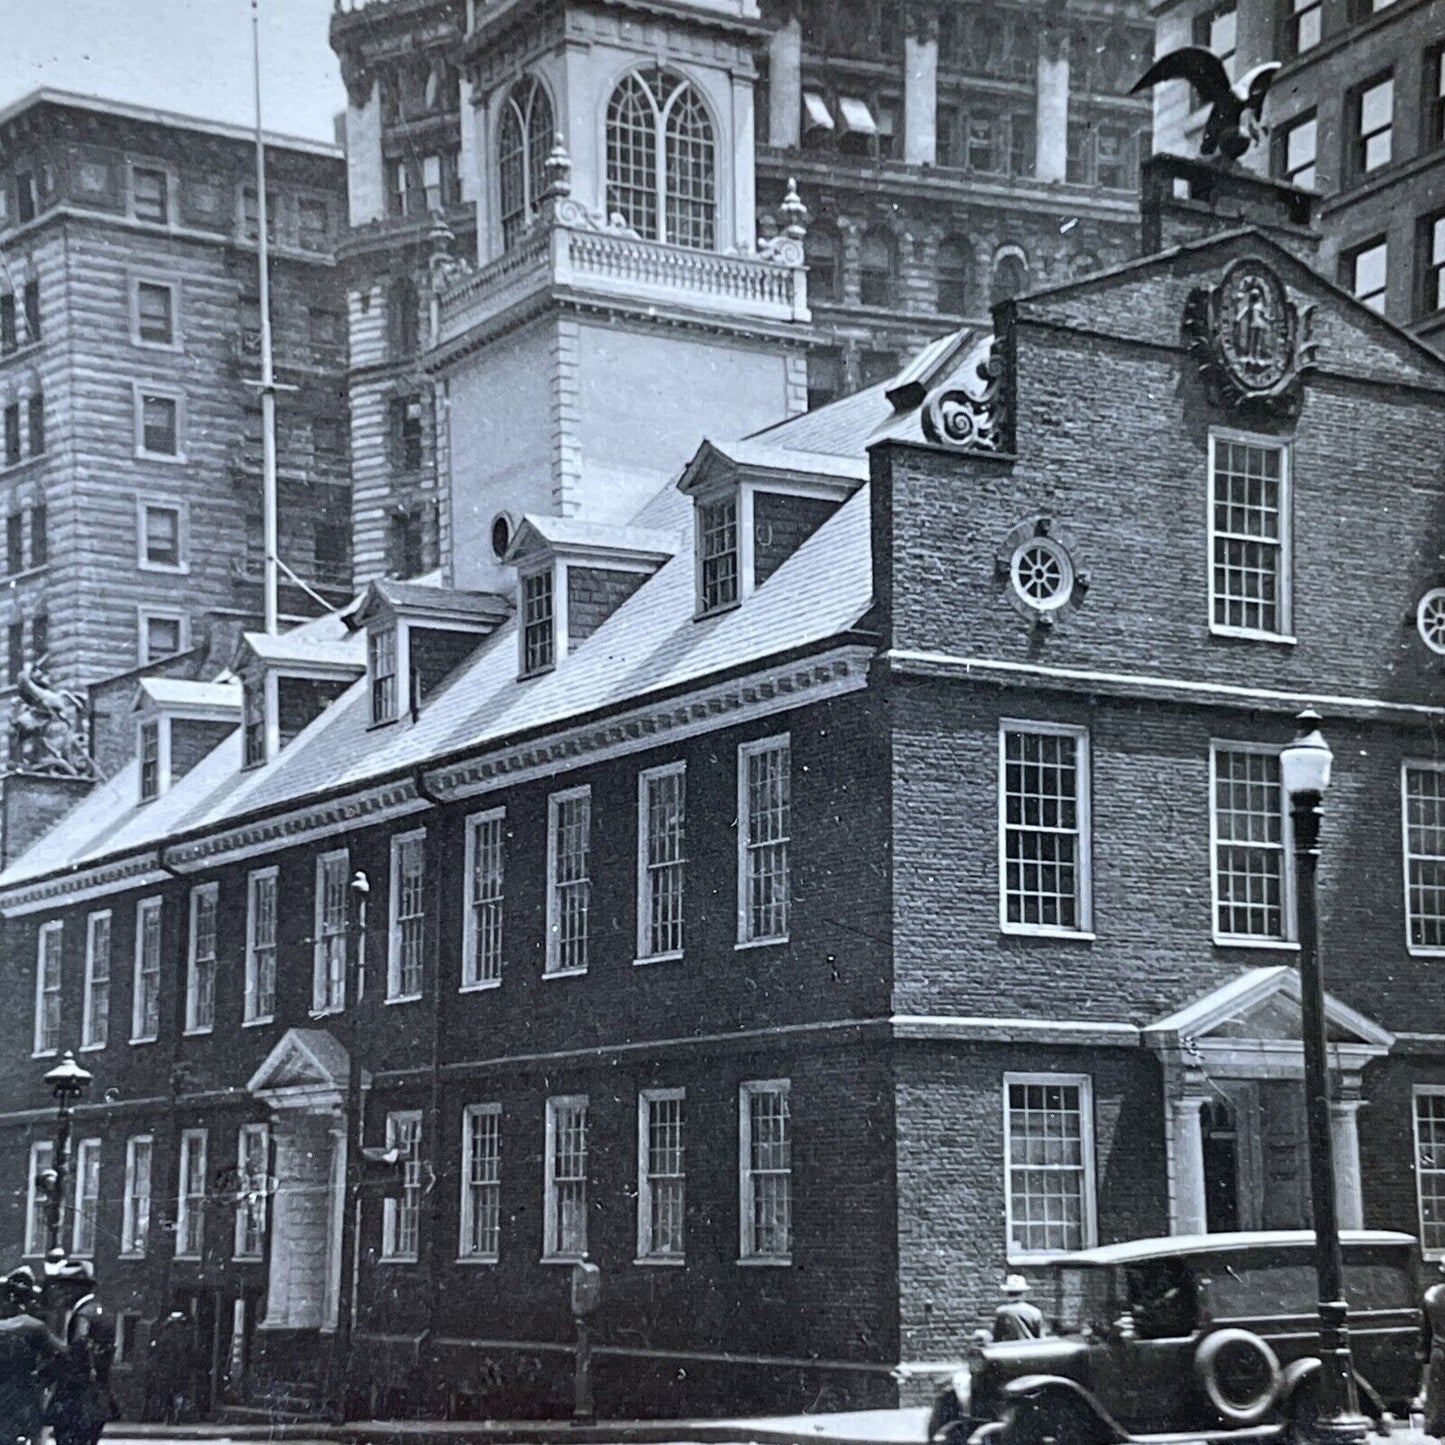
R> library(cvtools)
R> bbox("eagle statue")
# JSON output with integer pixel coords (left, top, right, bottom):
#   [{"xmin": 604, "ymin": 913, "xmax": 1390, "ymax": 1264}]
[{"xmin": 1131, "ymin": 47, "xmax": 1281, "ymax": 162}]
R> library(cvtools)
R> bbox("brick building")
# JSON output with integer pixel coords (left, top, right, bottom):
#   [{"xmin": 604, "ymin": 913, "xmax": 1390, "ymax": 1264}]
[
  {"xmin": 1149, "ymin": 0, "xmax": 1445, "ymax": 350},
  {"xmin": 0, "ymin": 92, "xmax": 353, "ymax": 703},
  {"xmin": 3, "ymin": 202, "xmax": 1445, "ymax": 1420}
]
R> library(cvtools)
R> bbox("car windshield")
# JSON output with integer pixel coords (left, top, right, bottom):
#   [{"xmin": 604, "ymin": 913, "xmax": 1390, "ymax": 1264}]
[
  {"xmin": 1205, "ymin": 1252, "xmax": 1414, "ymax": 1319},
  {"xmin": 1054, "ymin": 1265, "xmax": 1113, "ymax": 1334}
]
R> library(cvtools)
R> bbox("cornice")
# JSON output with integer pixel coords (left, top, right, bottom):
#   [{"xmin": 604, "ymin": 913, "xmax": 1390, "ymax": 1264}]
[{"xmin": 2, "ymin": 856, "xmax": 169, "ymax": 919}]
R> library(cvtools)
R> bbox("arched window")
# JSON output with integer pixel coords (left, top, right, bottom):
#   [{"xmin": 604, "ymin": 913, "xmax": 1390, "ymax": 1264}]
[
  {"xmin": 991, "ymin": 251, "xmax": 1029, "ymax": 307},
  {"xmin": 804, "ymin": 226, "xmax": 842, "ymax": 303},
  {"xmin": 606, "ymin": 68, "xmax": 716, "ymax": 250},
  {"xmin": 937, "ymin": 235, "xmax": 972, "ymax": 315},
  {"xmin": 859, "ymin": 228, "xmax": 896, "ymax": 308},
  {"xmin": 498, "ymin": 77, "xmax": 554, "ymax": 251}
]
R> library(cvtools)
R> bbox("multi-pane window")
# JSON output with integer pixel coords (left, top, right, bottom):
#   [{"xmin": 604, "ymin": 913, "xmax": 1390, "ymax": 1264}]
[
  {"xmin": 1209, "ymin": 435, "xmax": 1291, "ymax": 637},
  {"xmin": 1351, "ymin": 74, "xmax": 1394, "ymax": 176},
  {"xmin": 638, "ymin": 1089, "xmax": 685, "ymax": 1261},
  {"xmin": 176, "ymin": 1129, "xmax": 207, "ymax": 1258},
  {"xmin": 498, "ymin": 76, "xmax": 554, "ymax": 249},
  {"xmin": 521, "ymin": 570, "xmax": 555, "ymax": 676},
  {"xmin": 243, "ymin": 683, "xmax": 266, "ymax": 769},
  {"xmin": 1211, "ymin": 745, "xmax": 1293, "ymax": 942},
  {"xmin": 463, "ymin": 810, "xmax": 505, "ymax": 988},
  {"xmin": 141, "ymin": 612, "xmax": 183, "ymax": 665},
  {"xmin": 142, "ymin": 504, "xmax": 182, "ymax": 568},
  {"xmin": 740, "ymin": 1081, "xmax": 791, "ymax": 1262},
  {"xmin": 1276, "ymin": 112, "xmax": 1317, "ymax": 189},
  {"xmin": 139, "ymin": 720, "xmax": 161, "ymax": 802},
  {"xmin": 392, "ymin": 395, "xmax": 424, "ymax": 470},
  {"xmin": 121, "ymin": 1136, "xmax": 152, "ymax": 1257},
  {"xmin": 3, "ymin": 402, "xmax": 18, "ymax": 465},
  {"xmin": 1415, "ymin": 1089, "xmax": 1445, "ymax": 1257},
  {"xmin": 1420, "ymin": 212, "xmax": 1445, "ymax": 318},
  {"xmin": 544, "ymin": 1096, "xmax": 588, "ymax": 1260},
  {"xmin": 739, "ymin": 737, "xmax": 790, "ymax": 943},
  {"xmin": 136, "ymin": 282, "xmax": 174, "ymax": 345},
  {"xmin": 1000, "ymin": 724, "xmax": 1091, "ymax": 934},
  {"xmin": 389, "ymin": 830, "xmax": 427, "ymax": 999},
  {"xmin": 460, "ymin": 1104, "xmax": 501, "ymax": 1261},
  {"xmin": 28, "ymin": 504, "xmax": 43, "ymax": 567},
  {"xmin": 139, "ymin": 391, "xmax": 179, "ymax": 456},
  {"xmin": 606, "ymin": 69, "xmax": 715, "ymax": 250},
  {"xmin": 370, "ymin": 627, "xmax": 398, "ymax": 723},
  {"xmin": 72, "ymin": 1139, "xmax": 100, "ymax": 1257},
  {"xmin": 547, "ymin": 790, "xmax": 591, "ymax": 974},
  {"xmin": 1344, "ymin": 236, "xmax": 1388, "ymax": 313},
  {"xmin": 234, "ymin": 1123, "xmax": 269, "ymax": 1259},
  {"xmin": 131, "ymin": 167, "xmax": 169, "ymax": 223},
  {"xmin": 132, "ymin": 898, "xmax": 162, "ymax": 1043},
  {"xmin": 19, "ymin": 280, "xmax": 36, "ymax": 342},
  {"xmin": 698, "ymin": 497, "xmax": 739, "ymax": 614},
  {"xmin": 1428, "ymin": 46, "xmax": 1445, "ymax": 151},
  {"xmin": 1005, "ymin": 1075, "xmax": 1094, "ymax": 1258},
  {"xmin": 245, "ymin": 869, "xmax": 278, "ymax": 1023},
  {"xmin": 28, "ymin": 393, "xmax": 42, "ymax": 456},
  {"xmin": 859, "ymin": 230, "xmax": 896, "ymax": 308},
  {"xmin": 1404, "ymin": 764, "xmax": 1445, "ymax": 951},
  {"xmin": 1286, "ymin": 0, "xmax": 1321, "ymax": 55},
  {"xmin": 81, "ymin": 912, "xmax": 110, "ymax": 1051},
  {"xmin": 937, "ymin": 235, "xmax": 972, "ymax": 315},
  {"xmin": 314, "ymin": 850, "xmax": 348, "ymax": 1014},
  {"xmin": 381, "ymin": 1111, "xmax": 422, "ymax": 1260},
  {"xmin": 1192, "ymin": 2, "xmax": 1237, "ymax": 76},
  {"xmin": 638, "ymin": 765, "xmax": 685, "ymax": 960},
  {"xmin": 0, "ymin": 294, "xmax": 15, "ymax": 353},
  {"xmin": 187, "ymin": 884, "xmax": 218, "ymax": 1033},
  {"xmin": 33, "ymin": 921, "xmax": 62, "ymax": 1055},
  {"xmin": 26, "ymin": 1142, "xmax": 53, "ymax": 1257}
]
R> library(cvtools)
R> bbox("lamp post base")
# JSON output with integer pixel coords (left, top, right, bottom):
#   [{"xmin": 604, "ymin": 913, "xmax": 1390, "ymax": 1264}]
[{"xmin": 1303, "ymin": 1414, "xmax": 1372, "ymax": 1445}]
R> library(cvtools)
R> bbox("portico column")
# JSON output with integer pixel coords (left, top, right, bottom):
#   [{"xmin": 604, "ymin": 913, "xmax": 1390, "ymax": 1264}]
[
  {"xmin": 903, "ymin": 3, "xmax": 939, "ymax": 166},
  {"xmin": 767, "ymin": 2, "xmax": 802, "ymax": 150},
  {"xmin": 1035, "ymin": 3, "xmax": 1070, "ymax": 183},
  {"xmin": 1330, "ymin": 1096, "xmax": 1364, "ymax": 1230},
  {"xmin": 1171, "ymin": 1096, "xmax": 1209, "ymax": 1235}
]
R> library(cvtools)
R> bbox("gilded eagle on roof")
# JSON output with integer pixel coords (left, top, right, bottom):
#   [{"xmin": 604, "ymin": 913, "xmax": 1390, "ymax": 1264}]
[{"xmin": 1131, "ymin": 47, "xmax": 1281, "ymax": 163}]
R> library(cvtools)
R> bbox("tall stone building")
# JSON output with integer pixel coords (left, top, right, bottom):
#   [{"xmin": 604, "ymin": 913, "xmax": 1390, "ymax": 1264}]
[
  {"xmin": 1150, "ymin": 0, "xmax": 1445, "ymax": 350},
  {"xmin": 330, "ymin": 0, "xmax": 1154, "ymax": 584}
]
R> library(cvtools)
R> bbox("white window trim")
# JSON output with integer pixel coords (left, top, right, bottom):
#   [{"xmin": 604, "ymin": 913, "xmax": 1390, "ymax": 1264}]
[
  {"xmin": 185, "ymin": 882, "xmax": 218, "ymax": 1035},
  {"xmin": 130, "ymin": 897, "xmax": 162, "ymax": 1045},
  {"xmin": 1402, "ymin": 759, "xmax": 1445, "ymax": 957},
  {"xmin": 128, "ymin": 275, "xmax": 182, "ymax": 352},
  {"xmin": 693, "ymin": 486, "xmax": 753, "ymax": 620},
  {"xmin": 458, "ymin": 1102, "xmax": 502, "ymax": 1263},
  {"xmin": 24, "ymin": 1141, "xmax": 52, "ymax": 1257},
  {"xmin": 135, "ymin": 496, "xmax": 189, "ymax": 574},
  {"xmin": 233, "ymin": 1122, "xmax": 269, "ymax": 1260},
  {"xmin": 32, "ymin": 919, "xmax": 62, "ymax": 1058},
  {"xmin": 175, "ymin": 1128, "xmax": 207, "ymax": 1260},
  {"xmin": 736, "ymin": 733, "xmax": 791, "ymax": 948},
  {"xmin": 367, "ymin": 623, "xmax": 407, "ymax": 728},
  {"xmin": 136, "ymin": 715, "xmax": 171, "ymax": 802},
  {"xmin": 517, "ymin": 561, "xmax": 566, "ymax": 678},
  {"xmin": 635, "ymin": 762, "xmax": 686, "ymax": 965},
  {"xmin": 137, "ymin": 607, "xmax": 188, "ymax": 668},
  {"xmin": 387, "ymin": 828, "xmax": 428, "ymax": 1002},
  {"xmin": 380, "ymin": 1109, "xmax": 423, "ymax": 1263},
  {"xmin": 1208, "ymin": 740, "xmax": 1298, "ymax": 948},
  {"xmin": 81, "ymin": 910, "xmax": 110, "ymax": 1053},
  {"xmin": 636, "ymin": 1086, "xmax": 686, "ymax": 1266},
  {"xmin": 545, "ymin": 786, "xmax": 591, "ymax": 978},
  {"xmin": 313, "ymin": 848, "xmax": 349, "ymax": 1015},
  {"xmin": 997, "ymin": 720, "xmax": 1094, "ymax": 939},
  {"xmin": 542, "ymin": 1093, "xmax": 588, "ymax": 1263},
  {"xmin": 1003, "ymin": 1070, "xmax": 1098, "ymax": 1265},
  {"xmin": 461, "ymin": 807, "xmax": 505, "ymax": 991},
  {"xmin": 1415, "ymin": 1084, "xmax": 1445, "ymax": 1261},
  {"xmin": 131, "ymin": 382, "xmax": 187, "ymax": 463},
  {"xmin": 1206, "ymin": 429, "xmax": 1294, "ymax": 644},
  {"xmin": 120, "ymin": 1134, "xmax": 152, "ymax": 1259},
  {"xmin": 738, "ymin": 1078, "xmax": 792, "ymax": 1266},
  {"xmin": 243, "ymin": 866, "xmax": 278, "ymax": 1026},
  {"xmin": 71, "ymin": 1137, "xmax": 101, "ymax": 1258}
]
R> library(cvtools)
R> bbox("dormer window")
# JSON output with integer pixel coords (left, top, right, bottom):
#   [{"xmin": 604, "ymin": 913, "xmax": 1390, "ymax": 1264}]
[
  {"xmin": 242, "ymin": 683, "xmax": 266, "ymax": 769},
  {"xmin": 139, "ymin": 720, "xmax": 162, "ymax": 802},
  {"xmin": 370, "ymin": 627, "xmax": 398, "ymax": 723},
  {"xmin": 521, "ymin": 570, "xmax": 555, "ymax": 676},
  {"xmin": 698, "ymin": 497, "xmax": 739, "ymax": 615}
]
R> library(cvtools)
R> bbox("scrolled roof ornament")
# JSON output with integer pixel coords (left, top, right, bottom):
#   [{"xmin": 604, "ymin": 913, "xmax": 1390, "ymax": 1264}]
[{"xmin": 921, "ymin": 336, "xmax": 1009, "ymax": 453}]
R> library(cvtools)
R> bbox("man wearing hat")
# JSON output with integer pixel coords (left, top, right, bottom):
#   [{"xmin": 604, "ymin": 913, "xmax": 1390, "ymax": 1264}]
[
  {"xmin": 0, "ymin": 1272, "xmax": 65, "ymax": 1445},
  {"xmin": 992, "ymin": 1274, "xmax": 1045, "ymax": 1342}
]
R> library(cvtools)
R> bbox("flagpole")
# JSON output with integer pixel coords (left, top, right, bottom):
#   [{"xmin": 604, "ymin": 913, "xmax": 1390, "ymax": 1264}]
[{"xmin": 253, "ymin": 0, "xmax": 279, "ymax": 635}]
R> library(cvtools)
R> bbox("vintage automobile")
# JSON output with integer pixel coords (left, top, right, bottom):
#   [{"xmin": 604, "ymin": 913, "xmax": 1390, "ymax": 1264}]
[{"xmin": 927, "ymin": 1230, "xmax": 1422, "ymax": 1445}]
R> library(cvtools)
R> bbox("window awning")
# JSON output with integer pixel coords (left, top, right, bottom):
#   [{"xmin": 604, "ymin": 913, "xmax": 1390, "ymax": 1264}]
[
  {"xmin": 802, "ymin": 91, "xmax": 835, "ymax": 131},
  {"xmin": 837, "ymin": 96, "xmax": 878, "ymax": 136}
]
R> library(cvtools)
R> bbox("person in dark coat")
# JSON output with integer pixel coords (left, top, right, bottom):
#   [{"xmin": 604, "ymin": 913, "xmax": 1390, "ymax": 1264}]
[
  {"xmin": 0, "ymin": 1306, "xmax": 66, "ymax": 1445},
  {"xmin": 992, "ymin": 1274, "xmax": 1045, "ymax": 1342},
  {"xmin": 45, "ymin": 1294, "xmax": 118, "ymax": 1445},
  {"xmin": 1420, "ymin": 1258, "xmax": 1445, "ymax": 1439},
  {"xmin": 142, "ymin": 1311, "xmax": 192, "ymax": 1425}
]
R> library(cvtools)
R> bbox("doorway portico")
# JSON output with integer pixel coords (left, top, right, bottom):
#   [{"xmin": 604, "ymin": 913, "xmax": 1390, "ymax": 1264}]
[{"xmin": 1144, "ymin": 967, "xmax": 1393, "ymax": 1236}]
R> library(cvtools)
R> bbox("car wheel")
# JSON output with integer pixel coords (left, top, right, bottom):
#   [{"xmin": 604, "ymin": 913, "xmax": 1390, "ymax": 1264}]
[
  {"xmin": 1194, "ymin": 1328, "xmax": 1283, "ymax": 1426},
  {"xmin": 999, "ymin": 1394, "xmax": 1100, "ymax": 1445}
]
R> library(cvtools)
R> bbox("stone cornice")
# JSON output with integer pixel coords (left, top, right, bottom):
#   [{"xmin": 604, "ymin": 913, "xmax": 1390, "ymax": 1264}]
[{"xmin": 2, "ymin": 856, "xmax": 170, "ymax": 919}]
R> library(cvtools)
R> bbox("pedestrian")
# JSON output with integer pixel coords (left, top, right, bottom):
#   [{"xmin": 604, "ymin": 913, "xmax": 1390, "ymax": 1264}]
[
  {"xmin": 992, "ymin": 1274, "xmax": 1045, "ymax": 1342},
  {"xmin": 142, "ymin": 1310, "xmax": 192, "ymax": 1425},
  {"xmin": 1420, "ymin": 1258, "xmax": 1445, "ymax": 1439},
  {"xmin": 0, "ymin": 1297, "xmax": 66, "ymax": 1445},
  {"xmin": 43, "ymin": 1267, "xmax": 118, "ymax": 1445}
]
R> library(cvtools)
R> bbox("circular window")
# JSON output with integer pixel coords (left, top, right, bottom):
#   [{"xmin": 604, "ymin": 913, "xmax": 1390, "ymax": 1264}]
[
  {"xmin": 1010, "ymin": 538, "xmax": 1073, "ymax": 612},
  {"xmin": 1420, "ymin": 590, "xmax": 1445, "ymax": 655},
  {"xmin": 490, "ymin": 513, "xmax": 513, "ymax": 562}
]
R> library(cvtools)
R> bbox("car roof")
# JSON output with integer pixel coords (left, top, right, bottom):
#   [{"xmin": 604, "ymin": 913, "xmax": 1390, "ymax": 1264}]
[{"xmin": 1058, "ymin": 1230, "xmax": 1417, "ymax": 1267}]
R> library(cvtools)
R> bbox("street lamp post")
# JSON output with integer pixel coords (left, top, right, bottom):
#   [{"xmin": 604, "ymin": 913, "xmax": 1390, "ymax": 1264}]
[
  {"xmin": 42, "ymin": 1051, "xmax": 93, "ymax": 1256},
  {"xmin": 1280, "ymin": 712, "xmax": 1368, "ymax": 1445}
]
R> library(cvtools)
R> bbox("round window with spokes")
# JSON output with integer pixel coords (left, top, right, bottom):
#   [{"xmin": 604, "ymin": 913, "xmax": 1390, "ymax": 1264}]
[
  {"xmin": 1010, "ymin": 537, "xmax": 1074, "ymax": 613},
  {"xmin": 1419, "ymin": 589, "xmax": 1445, "ymax": 655}
]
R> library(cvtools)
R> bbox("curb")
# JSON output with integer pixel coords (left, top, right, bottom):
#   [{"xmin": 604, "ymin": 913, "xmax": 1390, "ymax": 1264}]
[{"xmin": 111, "ymin": 1423, "xmax": 907, "ymax": 1445}]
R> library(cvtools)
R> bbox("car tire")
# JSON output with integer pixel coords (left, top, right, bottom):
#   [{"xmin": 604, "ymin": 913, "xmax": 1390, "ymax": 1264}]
[
  {"xmin": 999, "ymin": 1393, "xmax": 1103, "ymax": 1445},
  {"xmin": 1195, "ymin": 1328, "xmax": 1283, "ymax": 1426}
]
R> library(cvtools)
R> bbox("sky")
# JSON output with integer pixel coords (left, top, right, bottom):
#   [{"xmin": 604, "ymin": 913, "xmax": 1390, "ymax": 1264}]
[{"xmin": 0, "ymin": 0, "xmax": 345, "ymax": 144}]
